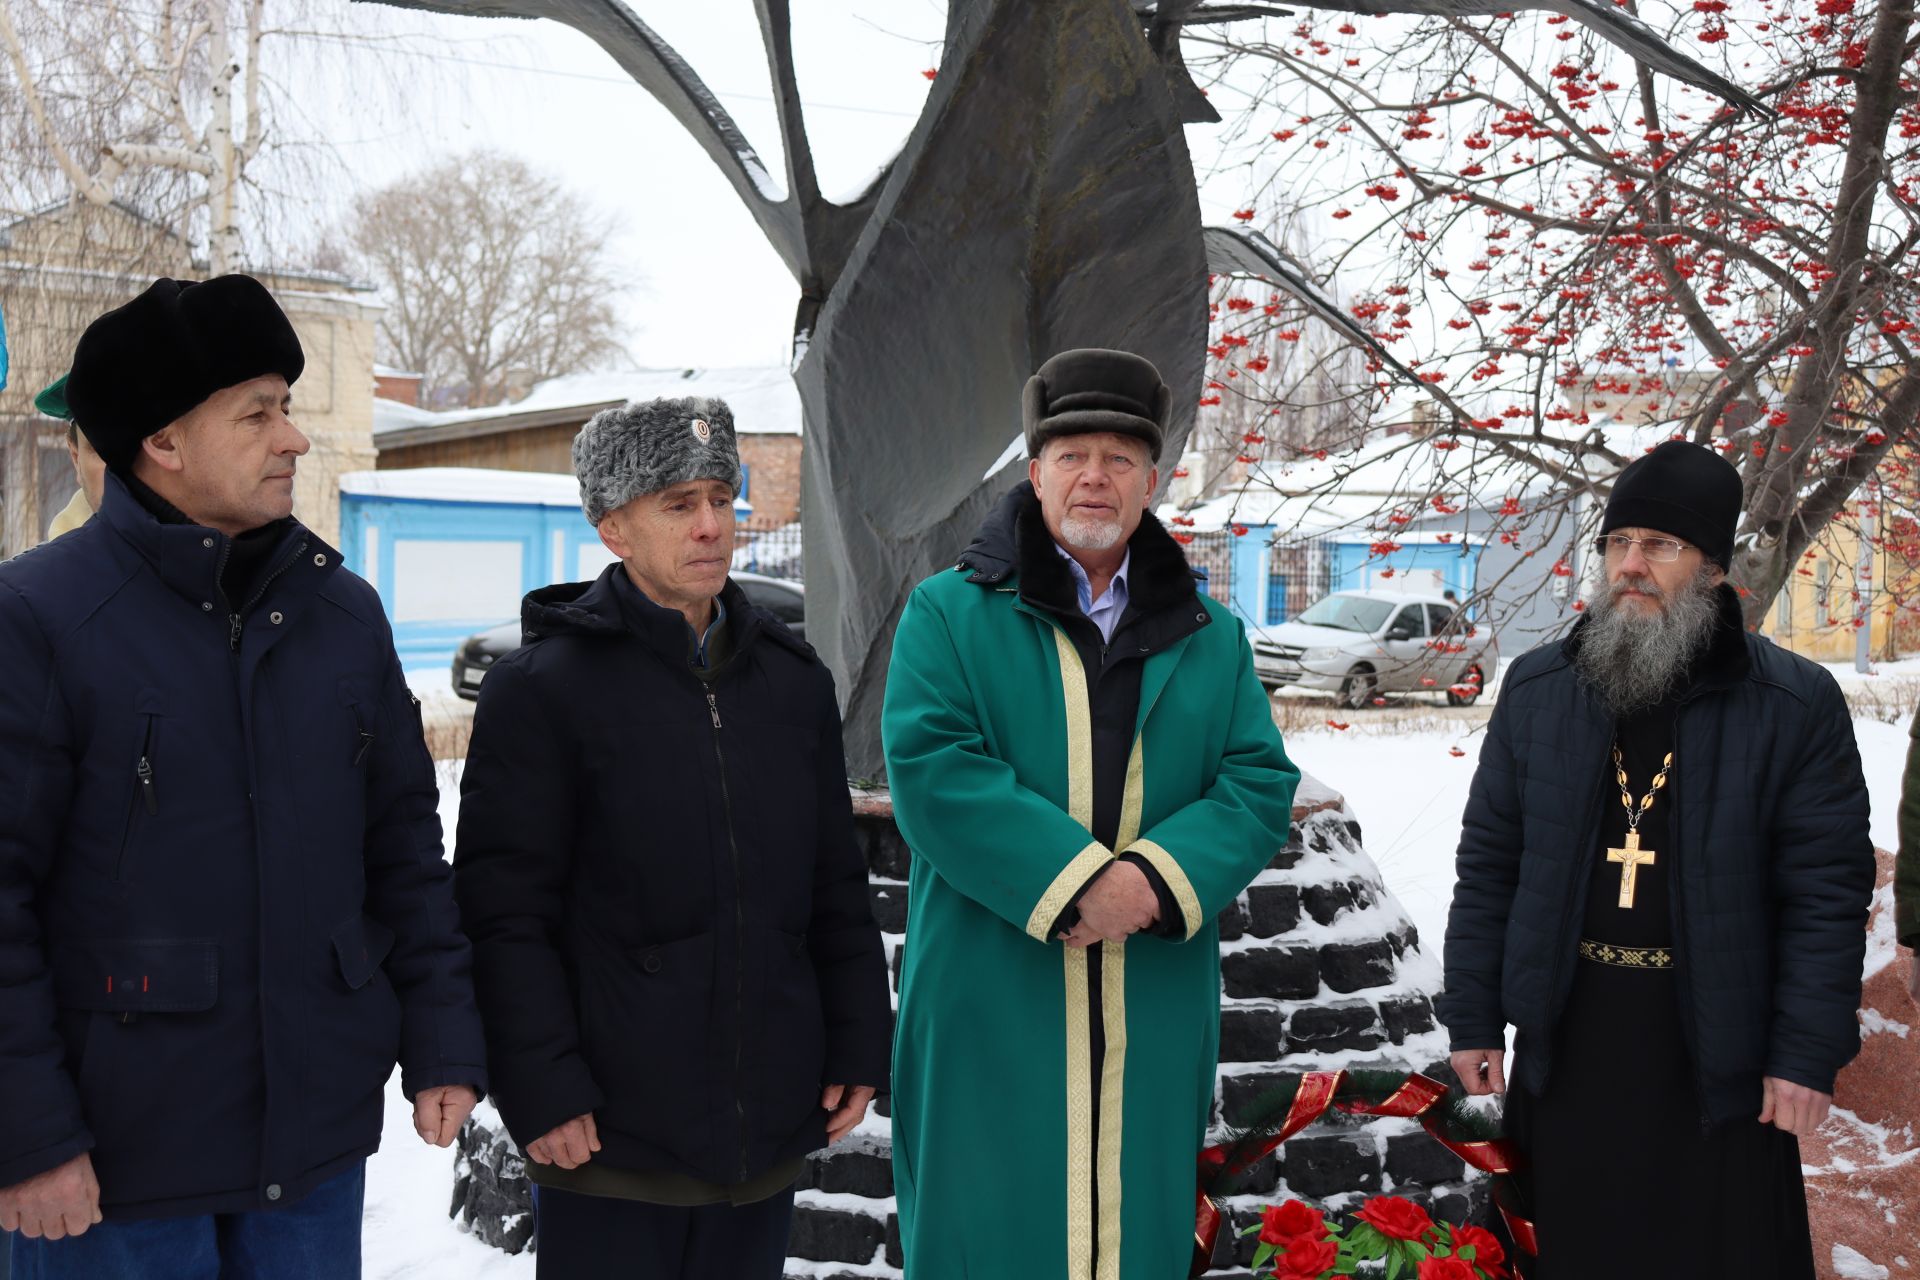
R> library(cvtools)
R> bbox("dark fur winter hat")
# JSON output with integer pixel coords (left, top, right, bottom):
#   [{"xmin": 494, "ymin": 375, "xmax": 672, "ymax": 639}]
[
  {"xmin": 1023, "ymin": 348, "xmax": 1172, "ymax": 463},
  {"xmin": 1600, "ymin": 439, "xmax": 1743, "ymax": 571},
  {"xmin": 572, "ymin": 395, "xmax": 744, "ymax": 525},
  {"xmin": 63, "ymin": 274, "xmax": 305, "ymax": 471}
]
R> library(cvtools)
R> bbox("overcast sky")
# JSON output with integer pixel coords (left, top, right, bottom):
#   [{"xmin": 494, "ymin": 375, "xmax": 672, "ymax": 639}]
[{"xmin": 298, "ymin": 1, "xmax": 1286, "ymax": 373}]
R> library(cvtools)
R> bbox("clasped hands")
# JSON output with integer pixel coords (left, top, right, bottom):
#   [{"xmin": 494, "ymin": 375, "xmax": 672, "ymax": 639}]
[
  {"xmin": 1449, "ymin": 1048, "xmax": 1833, "ymax": 1137},
  {"xmin": 1056, "ymin": 861, "xmax": 1159, "ymax": 948}
]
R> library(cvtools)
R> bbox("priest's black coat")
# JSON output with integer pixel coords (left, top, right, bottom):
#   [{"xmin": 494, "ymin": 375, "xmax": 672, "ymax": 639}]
[{"xmin": 1437, "ymin": 586, "xmax": 1874, "ymax": 1126}]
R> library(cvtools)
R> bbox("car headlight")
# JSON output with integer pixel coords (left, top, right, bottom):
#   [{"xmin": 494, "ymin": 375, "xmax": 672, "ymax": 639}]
[{"xmin": 1301, "ymin": 647, "xmax": 1343, "ymax": 663}]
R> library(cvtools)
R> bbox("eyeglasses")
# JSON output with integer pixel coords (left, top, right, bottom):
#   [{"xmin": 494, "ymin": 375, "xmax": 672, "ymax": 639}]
[{"xmin": 1595, "ymin": 533, "xmax": 1690, "ymax": 563}]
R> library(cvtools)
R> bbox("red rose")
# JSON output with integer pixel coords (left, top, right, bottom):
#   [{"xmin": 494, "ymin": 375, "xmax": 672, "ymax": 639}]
[
  {"xmin": 1274, "ymin": 1235, "xmax": 1340, "ymax": 1279},
  {"xmin": 1259, "ymin": 1200, "xmax": 1328, "ymax": 1245},
  {"xmin": 1450, "ymin": 1225, "xmax": 1509, "ymax": 1278},
  {"xmin": 1355, "ymin": 1195, "xmax": 1436, "ymax": 1242},
  {"xmin": 1418, "ymin": 1258, "xmax": 1478, "ymax": 1280}
]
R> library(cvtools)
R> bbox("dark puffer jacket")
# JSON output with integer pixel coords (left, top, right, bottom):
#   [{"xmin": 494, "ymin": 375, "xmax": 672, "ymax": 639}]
[
  {"xmin": 0, "ymin": 474, "xmax": 485, "ymax": 1217},
  {"xmin": 1438, "ymin": 587, "xmax": 1874, "ymax": 1125},
  {"xmin": 454, "ymin": 566, "xmax": 891, "ymax": 1185}
]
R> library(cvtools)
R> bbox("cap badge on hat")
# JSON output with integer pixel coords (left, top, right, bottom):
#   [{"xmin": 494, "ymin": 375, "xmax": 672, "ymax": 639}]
[{"xmin": 691, "ymin": 417, "xmax": 712, "ymax": 441}]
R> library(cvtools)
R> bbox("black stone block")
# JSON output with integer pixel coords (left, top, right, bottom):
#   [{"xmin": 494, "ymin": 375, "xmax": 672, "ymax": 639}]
[
  {"xmin": 1385, "ymin": 1130, "xmax": 1466, "ymax": 1187},
  {"xmin": 1246, "ymin": 883, "xmax": 1301, "ymax": 936},
  {"xmin": 1301, "ymin": 882, "xmax": 1355, "ymax": 926},
  {"xmin": 1231, "ymin": 1152, "xmax": 1280, "ymax": 1196},
  {"xmin": 859, "ymin": 818, "xmax": 912, "ymax": 879},
  {"xmin": 1379, "ymin": 995, "xmax": 1436, "ymax": 1044},
  {"xmin": 787, "ymin": 1205, "xmax": 887, "ymax": 1264},
  {"xmin": 810, "ymin": 1148, "xmax": 895, "ymax": 1198},
  {"xmin": 890, "ymin": 942, "xmax": 903, "ymax": 991},
  {"xmin": 868, "ymin": 882, "xmax": 909, "ymax": 934},
  {"xmin": 1221, "ymin": 946, "xmax": 1318, "ymax": 1000},
  {"xmin": 1271, "ymin": 833, "xmax": 1303, "ymax": 870},
  {"xmin": 1218, "ymin": 1007, "xmax": 1285, "ymax": 1062},
  {"xmin": 1345, "ymin": 819, "xmax": 1364, "ymax": 846},
  {"xmin": 1319, "ymin": 940, "xmax": 1396, "ymax": 993},
  {"xmin": 1433, "ymin": 1188, "xmax": 1474, "ymax": 1227},
  {"xmin": 1220, "ymin": 1071, "xmax": 1297, "ymax": 1127},
  {"xmin": 1281, "ymin": 1134, "xmax": 1381, "ymax": 1199},
  {"xmin": 1285, "ymin": 1002, "xmax": 1385, "ymax": 1054},
  {"xmin": 887, "ymin": 1212, "xmax": 903, "ymax": 1269},
  {"xmin": 1217, "ymin": 898, "xmax": 1248, "ymax": 942}
]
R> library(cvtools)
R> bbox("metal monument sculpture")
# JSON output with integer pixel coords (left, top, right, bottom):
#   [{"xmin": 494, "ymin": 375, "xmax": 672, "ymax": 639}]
[{"xmin": 360, "ymin": 0, "xmax": 1762, "ymax": 774}]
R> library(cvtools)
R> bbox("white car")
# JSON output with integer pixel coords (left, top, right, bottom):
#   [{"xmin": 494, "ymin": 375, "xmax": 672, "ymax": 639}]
[{"xmin": 1249, "ymin": 588, "xmax": 1499, "ymax": 710}]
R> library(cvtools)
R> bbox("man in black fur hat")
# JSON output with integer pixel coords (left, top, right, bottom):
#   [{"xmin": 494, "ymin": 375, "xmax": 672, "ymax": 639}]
[
  {"xmin": 0, "ymin": 276, "xmax": 486, "ymax": 1277},
  {"xmin": 1439, "ymin": 440, "xmax": 1874, "ymax": 1278}
]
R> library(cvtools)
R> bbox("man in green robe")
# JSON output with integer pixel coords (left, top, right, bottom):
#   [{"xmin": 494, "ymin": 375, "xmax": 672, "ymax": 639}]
[{"xmin": 882, "ymin": 348, "xmax": 1300, "ymax": 1279}]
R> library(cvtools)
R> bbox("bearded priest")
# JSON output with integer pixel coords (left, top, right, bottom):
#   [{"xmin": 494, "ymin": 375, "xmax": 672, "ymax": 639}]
[{"xmin": 1438, "ymin": 440, "xmax": 1873, "ymax": 1279}]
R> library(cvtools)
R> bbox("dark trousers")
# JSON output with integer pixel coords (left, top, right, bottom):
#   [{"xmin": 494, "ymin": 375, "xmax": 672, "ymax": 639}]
[{"xmin": 533, "ymin": 1184, "xmax": 796, "ymax": 1280}]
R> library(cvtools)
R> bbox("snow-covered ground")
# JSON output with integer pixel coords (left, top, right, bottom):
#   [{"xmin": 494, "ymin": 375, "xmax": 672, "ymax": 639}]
[{"xmin": 360, "ymin": 710, "xmax": 1914, "ymax": 1275}]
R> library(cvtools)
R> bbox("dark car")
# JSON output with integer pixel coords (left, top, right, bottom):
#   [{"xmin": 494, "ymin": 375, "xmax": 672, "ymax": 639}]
[{"xmin": 451, "ymin": 570, "xmax": 806, "ymax": 700}]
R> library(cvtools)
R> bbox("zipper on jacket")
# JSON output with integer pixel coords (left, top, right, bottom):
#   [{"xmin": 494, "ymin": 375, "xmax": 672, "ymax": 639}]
[
  {"xmin": 704, "ymin": 681, "xmax": 753, "ymax": 1182},
  {"xmin": 225, "ymin": 538, "xmax": 309, "ymax": 652},
  {"xmin": 115, "ymin": 713, "xmax": 159, "ymax": 880}
]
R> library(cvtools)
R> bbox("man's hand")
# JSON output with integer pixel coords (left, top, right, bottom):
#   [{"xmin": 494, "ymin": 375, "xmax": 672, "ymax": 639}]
[
  {"xmin": 414, "ymin": 1085, "xmax": 480, "ymax": 1148},
  {"xmin": 1068, "ymin": 863, "xmax": 1160, "ymax": 944},
  {"xmin": 526, "ymin": 1113, "xmax": 601, "ymax": 1169},
  {"xmin": 1759, "ymin": 1077, "xmax": 1832, "ymax": 1137},
  {"xmin": 1450, "ymin": 1048, "xmax": 1506, "ymax": 1096},
  {"xmin": 0, "ymin": 1152, "xmax": 101, "ymax": 1240},
  {"xmin": 821, "ymin": 1084, "xmax": 876, "ymax": 1144}
]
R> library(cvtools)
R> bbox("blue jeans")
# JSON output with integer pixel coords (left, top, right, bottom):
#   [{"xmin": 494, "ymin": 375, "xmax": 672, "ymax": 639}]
[{"xmin": 9, "ymin": 1163, "xmax": 363, "ymax": 1280}]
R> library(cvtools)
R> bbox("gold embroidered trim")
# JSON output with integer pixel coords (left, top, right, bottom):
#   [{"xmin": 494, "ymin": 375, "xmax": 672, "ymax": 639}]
[
  {"xmin": 1054, "ymin": 630, "xmax": 1096, "ymax": 829},
  {"xmin": 1064, "ymin": 944, "xmax": 1094, "ymax": 1280},
  {"xmin": 1026, "ymin": 843, "xmax": 1116, "ymax": 942},
  {"xmin": 1577, "ymin": 938, "xmax": 1674, "ymax": 970},
  {"xmin": 1096, "ymin": 937, "xmax": 1126, "ymax": 1280},
  {"xmin": 1128, "ymin": 839, "xmax": 1203, "ymax": 943}
]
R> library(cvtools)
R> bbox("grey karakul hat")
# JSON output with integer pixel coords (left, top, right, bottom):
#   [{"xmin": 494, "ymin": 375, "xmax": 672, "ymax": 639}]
[
  {"xmin": 572, "ymin": 394, "xmax": 744, "ymax": 525},
  {"xmin": 1023, "ymin": 347, "xmax": 1172, "ymax": 463}
]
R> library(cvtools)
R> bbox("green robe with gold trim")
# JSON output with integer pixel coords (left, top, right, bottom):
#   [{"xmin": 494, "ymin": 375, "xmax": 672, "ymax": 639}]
[{"xmin": 882, "ymin": 497, "xmax": 1298, "ymax": 1280}]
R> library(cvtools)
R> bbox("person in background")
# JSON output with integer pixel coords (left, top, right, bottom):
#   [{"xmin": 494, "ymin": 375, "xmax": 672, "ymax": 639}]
[
  {"xmin": 1898, "ymin": 710, "xmax": 1920, "ymax": 1006},
  {"xmin": 37, "ymin": 381, "xmax": 107, "ymax": 539}
]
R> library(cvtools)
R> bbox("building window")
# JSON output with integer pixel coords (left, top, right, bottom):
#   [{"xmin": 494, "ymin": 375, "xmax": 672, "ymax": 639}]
[
  {"xmin": 1266, "ymin": 574, "xmax": 1287, "ymax": 625},
  {"xmin": 1775, "ymin": 584, "xmax": 1792, "ymax": 633},
  {"xmin": 1815, "ymin": 559, "xmax": 1830, "ymax": 613}
]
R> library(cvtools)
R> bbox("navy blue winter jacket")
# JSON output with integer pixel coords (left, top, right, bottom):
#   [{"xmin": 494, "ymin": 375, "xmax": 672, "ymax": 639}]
[
  {"xmin": 1437, "ymin": 587, "xmax": 1874, "ymax": 1126},
  {"xmin": 454, "ymin": 567, "xmax": 892, "ymax": 1186},
  {"xmin": 0, "ymin": 474, "xmax": 486, "ymax": 1217}
]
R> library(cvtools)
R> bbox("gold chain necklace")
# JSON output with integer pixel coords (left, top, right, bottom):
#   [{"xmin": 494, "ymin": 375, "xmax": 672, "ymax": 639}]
[{"xmin": 1606, "ymin": 744, "xmax": 1673, "ymax": 908}]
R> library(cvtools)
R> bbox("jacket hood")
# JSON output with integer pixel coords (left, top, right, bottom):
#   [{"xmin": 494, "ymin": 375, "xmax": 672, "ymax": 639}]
[{"xmin": 520, "ymin": 562, "xmax": 813, "ymax": 665}]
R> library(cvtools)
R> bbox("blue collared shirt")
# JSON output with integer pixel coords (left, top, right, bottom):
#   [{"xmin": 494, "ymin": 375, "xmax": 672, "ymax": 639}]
[
  {"xmin": 1055, "ymin": 544, "xmax": 1131, "ymax": 642},
  {"xmin": 692, "ymin": 594, "xmax": 727, "ymax": 667}
]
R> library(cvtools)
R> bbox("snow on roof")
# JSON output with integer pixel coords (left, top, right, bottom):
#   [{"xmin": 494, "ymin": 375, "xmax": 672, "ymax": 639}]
[
  {"xmin": 340, "ymin": 468, "xmax": 584, "ymax": 507},
  {"xmin": 371, "ymin": 366, "xmax": 804, "ymax": 437},
  {"xmin": 1167, "ymin": 415, "xmax": 1685, "ymax": 536},
  {"xmin": 374, "ymin": 363, "xmax": 422, "ymax": 379},
  {"xmin": 370, "ymin": 397, "xmax": 445, "ymax": 434}
]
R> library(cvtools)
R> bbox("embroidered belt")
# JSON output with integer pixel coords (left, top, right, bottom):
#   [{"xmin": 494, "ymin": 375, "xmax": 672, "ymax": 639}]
[{"xmin": 1577, "ymin": 938, "xmax": 1674, "ymax": 970}]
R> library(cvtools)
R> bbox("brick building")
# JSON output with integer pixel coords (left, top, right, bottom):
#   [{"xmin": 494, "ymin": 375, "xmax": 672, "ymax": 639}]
[{"xmin": 373, "ymin": 366, "xmax": 805, "ymax": 528}]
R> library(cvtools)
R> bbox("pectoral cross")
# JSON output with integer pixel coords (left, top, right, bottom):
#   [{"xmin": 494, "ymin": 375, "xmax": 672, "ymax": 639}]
[{"xmin": 1606, "ymin": 831, "xmax": 1657, "ymax": 909}]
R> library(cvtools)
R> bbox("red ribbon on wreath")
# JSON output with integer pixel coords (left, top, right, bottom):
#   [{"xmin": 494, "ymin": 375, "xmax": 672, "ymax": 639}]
[{"xmin": 1190, "ymin": 1069, "xmax": 1538, "ymax": 1276}]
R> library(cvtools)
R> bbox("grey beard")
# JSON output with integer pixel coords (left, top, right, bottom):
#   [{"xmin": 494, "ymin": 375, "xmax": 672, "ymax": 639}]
[
  {"xmin": 1572, "ymin": 565, "xmax": 1723, "ymax": 717},
  {"xmin": 1059, "ymin": 514, "xmax": 1125, "ymax": 551}
]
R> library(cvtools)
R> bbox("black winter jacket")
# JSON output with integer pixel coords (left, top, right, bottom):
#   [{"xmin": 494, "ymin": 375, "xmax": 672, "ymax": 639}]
[
  {"xmin": 0, "ymin": 474, "xmax": 486, "ymax": 1216},
  {"xmin": 453, "ymin": 566, "xmax": 891, "ymax": 1185},
  {"xmin": 1437, "ymin": 587, "xmax": 1874, "ymax": 1125}
]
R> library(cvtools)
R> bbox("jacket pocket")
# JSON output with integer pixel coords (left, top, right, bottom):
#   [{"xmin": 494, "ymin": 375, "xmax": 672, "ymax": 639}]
[
  {"xmin": 50, "ymin": 939, "xmax": 219, "ymax": 1014},
  {"xmin": 113, "ymin": 691, "xmax": 166, "ymax": 882},
  {"xmin": 578, "ymin": 931, "xmax": 716, "ymax": 1157},
  {"xmin": 758, "ymin": 925, "xmax": 826, "ymax": 1143},
  {"xmin": 338, "ymin": 680, "xmax": 379, "ymax": 769},
  {"xmin": 331, "ymin": 913, "xmax": 397, "ymax": 990}
]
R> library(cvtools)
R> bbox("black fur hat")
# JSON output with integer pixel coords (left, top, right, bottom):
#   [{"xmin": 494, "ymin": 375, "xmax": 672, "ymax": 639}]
[
  {"xmin": 1600, "ymin": 440, "xmax": 1743, "ymax": 571},
  {"xmin": 1023, "ymin": 348, "xmax": 1171, "ymax": 463},
  {"xmin": 64, "ymin": 274, "xmax": 305, "ymax": 471}
]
